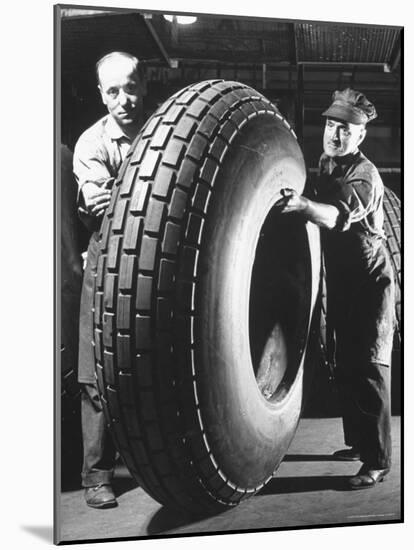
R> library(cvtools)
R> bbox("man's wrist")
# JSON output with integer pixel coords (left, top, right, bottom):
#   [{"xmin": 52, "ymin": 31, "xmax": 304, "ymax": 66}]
[{"xmin": 300, "ymin": 196, "xmax": 310, "ymax": 214}]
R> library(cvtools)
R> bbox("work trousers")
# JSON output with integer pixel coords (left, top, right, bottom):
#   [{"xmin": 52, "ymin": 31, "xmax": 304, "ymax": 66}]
[
  {"xmin": 324, "ymin": 235, "xmax": 394, "ymax": 470},
  {"xmin": 78, "ymin": 232, "xmax": 116, "ymax": 487},
  {"xmin": 80, "ymin": 383, "xmax": 116, "ymax": 487},
  {"xmin": 336, "ymin": 361, "xmax": 392, "ymax": 470}
]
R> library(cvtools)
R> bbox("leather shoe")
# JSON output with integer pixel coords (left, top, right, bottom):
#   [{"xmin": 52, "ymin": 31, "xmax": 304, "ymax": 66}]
[
  {"xmin": 333, "ymin": 447, "xmax": 361, "ymax": 461},
  {"xmin": 348, "ymin": 465, "xmax": 390, "ymax": 490},
  {"xmin": 84, "ymin": 483, "xmax": 118, "ymax": 509}
]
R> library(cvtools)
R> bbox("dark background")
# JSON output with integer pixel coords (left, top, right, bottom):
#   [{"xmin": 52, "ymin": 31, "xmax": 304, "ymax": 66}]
[
  {"xmin": 58, "ymin": 6, "xmax": 402, "ymax": 419},
  {"xmin": 59, "ymin": 7, "xmax": 401, "ymax": 195}
]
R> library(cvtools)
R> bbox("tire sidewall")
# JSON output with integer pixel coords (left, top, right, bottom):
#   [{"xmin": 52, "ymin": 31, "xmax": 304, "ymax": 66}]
[{"xmin": 195, "ymin": 116, "xmax": 320, "ymax": 487}]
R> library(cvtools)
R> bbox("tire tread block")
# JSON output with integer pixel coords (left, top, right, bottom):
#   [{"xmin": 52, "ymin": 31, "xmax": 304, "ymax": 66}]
[
  {"xmin": 136, "ymin": 274, "xmax": 153, "ymax": 311},
  {"xmin": 107, "ymin": 236, "xmax": 122, "ymax": 271},
  {"xmin": 185, "ymin": 213, "xmax": 204, "ymax": 246},
  {"xmin": 103, "ymin": 274, "xmax": 117, "ymax": 310},
  {"xmin": 129, "ymin": 139, "xmax": 149, "ymax": 166},
  {"xmin": 150, "ymin": 125, "xmax": 173, "ymax": 149},
  {"xmin": 142, "ymin": 117, "xmax": 161, "ymax": 139},
  {"xmin": 103, "ymin": 351, "xmax": 115, "ymax": 386},
  {"xmin": 119, "ymin": 255, "xmax": 136, "ymax": 291},
  {"xmin": 168, "ymin": 188, "xmax": 188, "ymax": 220},
  {"xmin": 163, "ymin": 105, "xmax": 186, "ymax": 125},
  {"xmin": 129, "ymin": 182, "xmax": 151, "ymax": 214},
  {"xmin": 158, "ymin": 259, "xmax": 176, "ymax": 292},
  {"xmin": 174, "ymin": 118, "xmax": 198, "ymax": 142},
  {"xmin": 117, "ymin": 294, "xmax": 132, "ymax": 330},
  {"xmin": 135, "ymin": 316, "xmax": 152, "ymax": 350},
  {"xmin": 139, "ymin": 235, "xmax": 158, "ymax": 271},
  {"xmin": 187, "ymin": 134, "xmax": 209, "ymax": 162},
  {"xmin": 117, "ymin": 334, "xmax": 132, "ymax": 372},
  {"xmin": 123, "ymin": 218, "xmax": 143, "ymax": 253},
  {"xmin": 102, "ymin": 312, "xmax": 115, "ymax": 348},
  {"xmin": 176, "ymin": 158, "xmax": 198, "ymax": 190},
  {"xmin": 162, "ymin": 222, "xmax": 181, "ymax": 255},
  {"xmin": 161, "ymin": 142, "xmax": 186, "ymax": 169},
  {"xmin": 152, "ymin": 166, "xmax": 176, "ymax": 198},
  {"xmin": 145, "ymin": 199, "xmax": 167, "ymax": 234},
  {"xmin": 139, "ymin": 150, "xmax": 162, "ymax": 180},
  {"xmin": 175, "ymin": 90, "xmax": 199, "ymax": 106},
  {"xmin": 111, "ymin": 200, "xmax": 128, "ymax": 232}
]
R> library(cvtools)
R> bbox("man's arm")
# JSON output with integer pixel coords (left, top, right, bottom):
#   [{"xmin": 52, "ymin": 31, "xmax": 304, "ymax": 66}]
[
  {"xmin": 73, "ymin": 133, "xmax": 113, "ymax": 220},
  {"xmin": 276, "ymin": 188, "xmax": 340, "ymax": 229},
  {"xmin": 80, "ymin": 182, "xmax": 112, "ymax": 218}
]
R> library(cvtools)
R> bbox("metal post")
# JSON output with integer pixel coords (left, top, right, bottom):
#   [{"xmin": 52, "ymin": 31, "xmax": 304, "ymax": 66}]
[
  {"xmin": 296, "ymin": 63, "xmax": 305, "ymax": 146},
  {"xmin": 262, "ymin": 63, "xmax": 267, "ymax": 90}
]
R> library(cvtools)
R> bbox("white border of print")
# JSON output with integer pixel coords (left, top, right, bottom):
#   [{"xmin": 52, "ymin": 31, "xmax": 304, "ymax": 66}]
[{"xmin": 1, "ymin": 1, "xmax": 410, "ymax": 549}]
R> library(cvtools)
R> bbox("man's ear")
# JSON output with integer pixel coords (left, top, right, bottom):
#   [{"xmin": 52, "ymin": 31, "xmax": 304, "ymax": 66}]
[
  {"xmin": 98, "ymin": 84, "xmax": 107, "ymax": 106},
  {"xmin": 357, "ymin": 126, "xmax": 367, "ymax": 146}
]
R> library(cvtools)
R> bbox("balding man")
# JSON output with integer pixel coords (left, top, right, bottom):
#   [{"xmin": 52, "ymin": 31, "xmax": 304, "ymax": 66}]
[
  {"xmin": 73, "ymin": 51, "xmax": 146, "ymax": 508},
  {"xmin": 277, "ymin": 89, "xmax": 395, "ymax": 490}
]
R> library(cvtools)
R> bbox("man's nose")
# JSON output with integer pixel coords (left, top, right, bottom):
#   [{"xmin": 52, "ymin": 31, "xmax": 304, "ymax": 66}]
[
  {"xmin": 118, "ymin": 89, "xmax": 128, "ymax": 106},
  {"xmin": 331, "ymin": 129, "xmax": 341, "ymax": 142}
]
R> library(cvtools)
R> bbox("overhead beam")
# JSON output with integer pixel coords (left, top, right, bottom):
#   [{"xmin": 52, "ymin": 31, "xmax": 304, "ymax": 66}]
[
  {"xmin": 389, "ymin": 30, "xmax": 402, "ymax": 73},
  {"xmin": 142, "ymin": 14, "xmax": 175, "ymax": 69},
  {"xmin": 291, "ymin": 22, "xmax": 298, "ymax": 66},
  {"xmin": 390, "ymin": 48, "xmax": 401, "ymax": 73},
  {"xmin": 292, "ymin": 23, "xmax": 304, "ymax": 146},
  {"xmin": 298, "ymin": 61, "xmax": 390, "ymax": 70},
  {"xmin": 296, "ymin": 63, "xmax": 305, "ymax": 146}
]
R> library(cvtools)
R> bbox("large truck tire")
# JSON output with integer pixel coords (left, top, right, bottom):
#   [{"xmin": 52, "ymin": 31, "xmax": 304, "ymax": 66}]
[
  {"xmin": 383, "ymin": 186, "xmax": 401, "ymax": 413},
  {"xmin": 60, "ymin": 144, "xmax": 83, "ymax": 486},
  {"xmin": 93, "ymin": 80, "xmax": 321, "ymax": 513},
  {"xmin": 383, "ymin": 186, "xmax": 401, "ymax": 344}
]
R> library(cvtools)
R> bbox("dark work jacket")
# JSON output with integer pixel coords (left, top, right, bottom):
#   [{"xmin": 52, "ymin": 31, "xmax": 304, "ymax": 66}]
[{"xmin": 312, "ymin": 149, "xmax": 395, "ymax": 367}]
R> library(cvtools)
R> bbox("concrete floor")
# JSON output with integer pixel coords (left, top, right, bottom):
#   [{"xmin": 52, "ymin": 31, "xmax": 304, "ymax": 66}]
[{"xmin": 57, "ymin": 416, "xmax": 401, "ymax": 544}]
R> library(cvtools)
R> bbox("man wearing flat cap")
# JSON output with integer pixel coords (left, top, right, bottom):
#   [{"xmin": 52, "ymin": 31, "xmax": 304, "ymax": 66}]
[{"xmin": 277, "ymin": 88, "xmax": 395, "ymax": 490}]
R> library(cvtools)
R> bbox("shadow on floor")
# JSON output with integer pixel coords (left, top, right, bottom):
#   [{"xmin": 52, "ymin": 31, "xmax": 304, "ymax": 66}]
[
  {"xmin": 259, "ymin": 475, "xmax": 350, "ymax": 495},
  {"xmin": 147, "ymin": 473, "xmax": 352, "ymax": 534},
  {"xmin": 283, "ymin": 453, "xmax": 339, "ymax": 462},
  {"xmin": 147, "ymin": 503, "xmax": 229, "ymax": 536},
  {"xmin": 112, "ymin": 476, "xmax": 139, "ymax": 499},
  {"xmin": 146, "ymin": 506, "xmax": 196, "ymax": 535},
  {"xmin": 21, "ymin": 526, "xmax": 53, "ymax": 543}
]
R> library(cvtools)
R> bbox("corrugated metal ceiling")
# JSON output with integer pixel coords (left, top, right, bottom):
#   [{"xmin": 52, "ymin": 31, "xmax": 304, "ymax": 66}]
[
  {"xmin": 295, "ymin": 23, "xmax": 400, "ymax": 64},
  {"xmin": 152, "ymin": 17, "xmax": 294, "ymax": 63},
  {"xmin": 60, "ymin": 10, "xmax": 401, "ymax": 69}
]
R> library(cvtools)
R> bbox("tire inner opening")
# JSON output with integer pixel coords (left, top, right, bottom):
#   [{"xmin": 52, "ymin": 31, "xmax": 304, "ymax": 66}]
[{"xmin": 249, "ymin": 208, "xmax": 312, "ymax": 403}]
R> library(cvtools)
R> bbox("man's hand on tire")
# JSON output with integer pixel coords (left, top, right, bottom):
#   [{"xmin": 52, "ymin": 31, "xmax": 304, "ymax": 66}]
[
  {"xmin": 82, "ymin": 181, "xmax": 112, "ymax": 217},
  {"xmin": 276, "ymin": 188, "xmax": 308, "ymax": 213}
]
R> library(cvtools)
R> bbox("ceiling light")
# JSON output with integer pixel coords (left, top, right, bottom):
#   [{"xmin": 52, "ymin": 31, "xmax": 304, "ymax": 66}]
[{"xmin": 163, "ymin": 15, "xmax": 197, "ymax": 25}]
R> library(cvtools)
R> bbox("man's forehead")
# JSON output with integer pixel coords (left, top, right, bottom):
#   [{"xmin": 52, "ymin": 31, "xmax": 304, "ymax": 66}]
[
  {"xmin": 325, "ymin": 117, "xmax": 364, "ymax": 131},
  {"xmin": 98, "ymin": 57, "xmax": 137, "ymax": 82},
  {"xmin": 326, "ymin": 118, "xmax": 350, "ymax": 128}
]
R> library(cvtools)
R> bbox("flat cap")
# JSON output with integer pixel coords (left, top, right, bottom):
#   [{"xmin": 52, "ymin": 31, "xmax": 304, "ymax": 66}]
[{"xmin": 322, "ymin": 88, "xmax": 377, "ymax": 125}]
